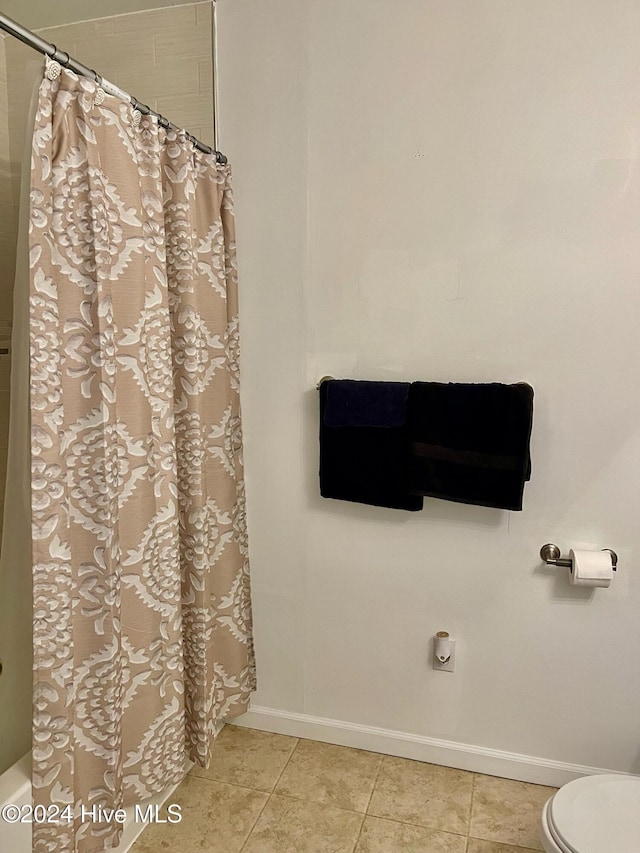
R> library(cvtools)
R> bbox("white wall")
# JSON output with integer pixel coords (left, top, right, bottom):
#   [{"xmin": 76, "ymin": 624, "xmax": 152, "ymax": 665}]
[{"xmin": 219, "ymin": 0, "xmax": 640, "ymax": 775}]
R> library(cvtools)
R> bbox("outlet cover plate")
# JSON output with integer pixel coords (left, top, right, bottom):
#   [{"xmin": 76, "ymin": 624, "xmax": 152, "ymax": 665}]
[{"xmin": 433, "ymin": 638, "xmax": 456, "ymax": 672}]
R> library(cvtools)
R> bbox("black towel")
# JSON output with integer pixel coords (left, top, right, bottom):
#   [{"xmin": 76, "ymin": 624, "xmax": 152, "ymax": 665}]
[
  {"xmin": 319, "ymin": 380, "xmax": 423, "ymax": 511},
  {"xmin": 406, "ymin": 381, "xmax": 534, "ymax": 511}
]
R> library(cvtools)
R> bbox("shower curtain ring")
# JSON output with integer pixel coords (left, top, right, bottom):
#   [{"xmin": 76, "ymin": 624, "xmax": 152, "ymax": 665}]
[{"xmin": 52, "ymin": 48, "xmax": 69, "ymax": 66}]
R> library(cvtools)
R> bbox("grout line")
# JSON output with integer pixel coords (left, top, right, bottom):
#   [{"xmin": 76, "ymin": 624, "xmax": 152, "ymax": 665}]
[
  {"xmin": 183, "ymin": 769, "xmax": 270, "ymax": 853},
  {"xmin": 466, "ymin": 837, "xmax": 540, "ymax": 852},
  {"xmin": 468, "ymin": 772, "xmax": 479, "ymax": 835},
  {"xmin": 187, "ymin": 771, "xmax": 272, "ymax": 796},
  {"xmin": 271, "ymin": 790, "xmax": 368, "ymax": 815},
  {"xmin": 253, "ymin": 790, "xmax": 472, "ymax": 843},
  {"xmin": 349, "ymin": 813, "xmax": 366, "ymax": 853},
  {"xmin": 268, "ymin": 735, "xmax": 301, "ymax": 794},
  {"xmin": 352, "ymin": 755, "xmax": 385, "ymax": 852},
  {"xmin": 237, "ymin": 738, "xmax": 300, "ymax": 853},
  {"xmin": 363, "ymin": 753, "xmax": 385, "ymax": 814},
  {"xmin": 237, "ymin": 790, "xmax": 270, "ymax": 853},
  {"xmin": 355, "ymin": 810, "xmax": 469, "ymax": 837}
]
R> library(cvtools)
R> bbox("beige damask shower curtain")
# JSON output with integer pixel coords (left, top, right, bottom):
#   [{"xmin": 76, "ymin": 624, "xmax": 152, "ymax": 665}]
[{"xmin": 29, "ymin": 58, "xmax": 255, "ymax": 853}]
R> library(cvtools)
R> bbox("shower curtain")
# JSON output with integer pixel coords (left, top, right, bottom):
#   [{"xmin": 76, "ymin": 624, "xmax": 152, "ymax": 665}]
[{"xmin": 29, "ymin": 58, "xmax": 255, "ymax": 853}]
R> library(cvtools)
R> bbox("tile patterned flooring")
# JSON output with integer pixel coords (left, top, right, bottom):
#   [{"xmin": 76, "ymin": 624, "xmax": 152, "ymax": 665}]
[{"xmin": 131, "ymin": 725, "xmax": 556, "ymax": 853}]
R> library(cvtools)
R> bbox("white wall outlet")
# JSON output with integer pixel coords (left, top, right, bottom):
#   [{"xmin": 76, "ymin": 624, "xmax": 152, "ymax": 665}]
[{"xmin": 433, "ymin": 636, "xmax": 456, "ymax": 672}]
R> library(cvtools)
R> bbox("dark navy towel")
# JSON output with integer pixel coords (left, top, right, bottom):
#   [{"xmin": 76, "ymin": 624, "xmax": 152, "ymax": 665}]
[
  {"xmin": 319, "ymin": 380, "xmax": 423, "ymax": 511},
  {"xmin": 324, "ymin": 379, "xmax": 410, "ymax": 427},
  {"xmin": 406, "ymin": 381, "xmax": 534, "ymax": 511}
]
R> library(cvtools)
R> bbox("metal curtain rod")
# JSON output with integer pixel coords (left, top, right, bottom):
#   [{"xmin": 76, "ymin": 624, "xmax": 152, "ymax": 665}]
[{"xmin": 0, "ymin": 11, "xmax": 227, "ymax": 164}]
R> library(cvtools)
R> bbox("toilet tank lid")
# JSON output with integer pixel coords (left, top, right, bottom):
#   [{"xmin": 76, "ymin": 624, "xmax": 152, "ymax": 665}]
[{"xmin": 549, "ymin": 773, "xmax": 640, "ymax": 853}]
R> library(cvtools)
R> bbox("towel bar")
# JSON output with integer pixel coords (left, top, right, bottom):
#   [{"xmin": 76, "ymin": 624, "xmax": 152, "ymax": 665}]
[
  {"xmin": 316, "ymin": 375, "xmax": 335, "ymax": 389},
  {"xmin": 540, "ymin": 543, "xmax": 617, "ymax": 571}
]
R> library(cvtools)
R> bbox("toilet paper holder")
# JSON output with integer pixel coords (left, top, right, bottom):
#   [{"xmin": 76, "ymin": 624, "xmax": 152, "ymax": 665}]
[{"xmin": 540, "ymin": 543, "xmax": 617, "ymax": 571}]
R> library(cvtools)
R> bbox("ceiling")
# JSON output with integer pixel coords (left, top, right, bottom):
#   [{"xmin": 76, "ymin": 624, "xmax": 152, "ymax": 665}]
[{"xmin": 1, "ymin": 0, "xmax": 202, "ymax": 31}]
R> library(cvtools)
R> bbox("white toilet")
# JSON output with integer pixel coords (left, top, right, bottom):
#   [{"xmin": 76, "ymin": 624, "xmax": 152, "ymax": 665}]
[{"xmin": 540, "ymin": 773, "xmax": 640, "ymax": 852}]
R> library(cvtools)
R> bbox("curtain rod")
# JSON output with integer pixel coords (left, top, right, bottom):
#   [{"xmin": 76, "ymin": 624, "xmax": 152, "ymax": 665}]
[{"xmin": 0, "ymin": 10, "xmax": 227, "ymax": 164}]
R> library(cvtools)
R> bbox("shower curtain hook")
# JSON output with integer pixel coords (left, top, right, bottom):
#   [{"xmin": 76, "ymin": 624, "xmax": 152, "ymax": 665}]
[{"xmin": 52, "ymin": 47, "xmax": 69, "ymax": 67}]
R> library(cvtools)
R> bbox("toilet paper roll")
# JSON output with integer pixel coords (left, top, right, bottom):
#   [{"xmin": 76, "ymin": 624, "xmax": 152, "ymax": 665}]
[{"xmin": 569, "ymin": 549, "xmax": 613, "ymax": 588}]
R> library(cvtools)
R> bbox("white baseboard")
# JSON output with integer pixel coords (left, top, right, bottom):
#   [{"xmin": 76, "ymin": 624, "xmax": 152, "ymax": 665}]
[{"xmin": 230, "ymin": 705, "xmax": 636, "ymax": 788}]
